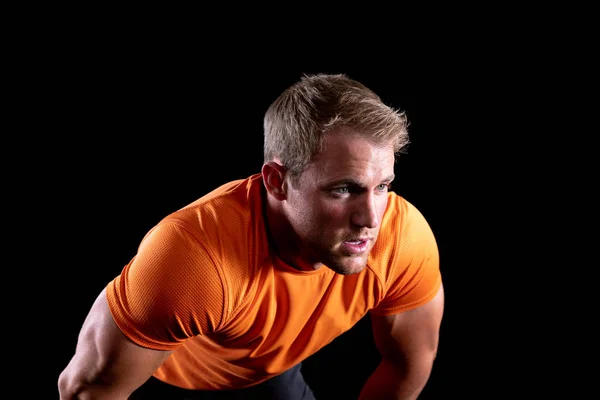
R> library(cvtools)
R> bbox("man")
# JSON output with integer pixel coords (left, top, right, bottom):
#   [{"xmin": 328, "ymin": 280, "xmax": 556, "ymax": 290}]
[{"xmin": 58, "ymin": 73, "xmax": 444, "ymax": 399}]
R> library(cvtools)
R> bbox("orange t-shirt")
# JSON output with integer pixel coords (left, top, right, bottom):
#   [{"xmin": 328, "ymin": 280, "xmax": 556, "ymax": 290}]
[{"xmin": 106, "ymin": 173, "xmax": 441, "ymax": 390}]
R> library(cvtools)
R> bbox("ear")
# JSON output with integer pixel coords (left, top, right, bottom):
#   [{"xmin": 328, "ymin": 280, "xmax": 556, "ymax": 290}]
[{"xmin": 262, "ymin": 161, "xmax": 287, "ymax": 201}]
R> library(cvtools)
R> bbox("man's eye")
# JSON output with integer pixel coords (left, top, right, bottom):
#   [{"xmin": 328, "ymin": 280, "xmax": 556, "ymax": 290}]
[
  {"xmin": 377, "ymin": 183, "xmax": 391, "ymax": 191},
  {"xmin": 332, "ymin": 187, "xmax": 350, "ymax": 194}
]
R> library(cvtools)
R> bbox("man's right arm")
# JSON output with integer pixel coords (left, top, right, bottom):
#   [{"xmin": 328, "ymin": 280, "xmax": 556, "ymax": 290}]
[{"xmin": 58, "ymin": 287, "xmax": 173, "ymax": 400}]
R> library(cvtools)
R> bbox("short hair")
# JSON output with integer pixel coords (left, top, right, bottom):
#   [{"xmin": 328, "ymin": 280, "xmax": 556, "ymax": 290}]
[{"xmin": 263, "ymin": 73, "xmax": 410, "ymax": 180}]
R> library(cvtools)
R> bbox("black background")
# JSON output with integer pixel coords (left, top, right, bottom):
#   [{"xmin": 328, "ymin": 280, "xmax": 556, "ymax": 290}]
[
  {"xmin": 38, "ymin": 55, "xmax": 488, "ymax": 398},
  {"xmin": 27, "ymin": 17, "xmax": 588, "ymax": 398},
  {"xmin": 46, "ymin": 62, "xmax": 461, "ymax": 399}
]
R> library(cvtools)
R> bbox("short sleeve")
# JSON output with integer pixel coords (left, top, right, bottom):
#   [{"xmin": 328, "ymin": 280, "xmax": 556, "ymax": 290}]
[
  {"xmin": 371, "ymin": 200, "xmax": 441, "ymax": 316},
  {"xmin": 106, "ymin": 221, "xmax": 225, "ymax": 351}
]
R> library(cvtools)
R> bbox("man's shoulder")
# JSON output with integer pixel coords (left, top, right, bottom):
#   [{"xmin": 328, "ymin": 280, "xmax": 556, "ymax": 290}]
[
  {"xmin": 371, "ymin": 193, "xmax": 435, "ymax": 263},
  {"xmin": 137, "ymin": 173, "xmax": 267, "ymax": 267},
  {"xmin": 163, "ymin": 174, "xmax": 263, "ymax": 226},
  {"xmin": 144, "ymin": 174, "xmax": 268, "ymax": 308},
  {"xmin": 180, "ymin": 173, "xmax": 263, "ymax": 212},
  {"xmin": 382, "ymin": 192, "xmax": 423, "ymax": 229}
]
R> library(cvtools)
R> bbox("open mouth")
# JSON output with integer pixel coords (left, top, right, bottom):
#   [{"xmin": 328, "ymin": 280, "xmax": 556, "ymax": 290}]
[{"xmin": 342, "ymin": 239, "xmax": 368, "ymax": 254}]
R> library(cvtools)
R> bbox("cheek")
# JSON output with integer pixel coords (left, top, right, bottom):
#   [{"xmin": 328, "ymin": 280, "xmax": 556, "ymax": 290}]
[
  {"xmin": 291, "ymin": 196, "xmax": 335, "ymax": 225},
  {"xmin": 317, "ymin": 201, "xmax": 351, "ymax": 224}
]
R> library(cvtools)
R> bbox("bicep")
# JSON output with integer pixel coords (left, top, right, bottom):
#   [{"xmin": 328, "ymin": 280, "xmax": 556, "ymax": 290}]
[
  {"xmin": 60, "ymin": 288, "xmax": 172, "ymax": 399},
  {"xmin": 370, "ymin": 282, "xmax": 445, "ymax": 367}
]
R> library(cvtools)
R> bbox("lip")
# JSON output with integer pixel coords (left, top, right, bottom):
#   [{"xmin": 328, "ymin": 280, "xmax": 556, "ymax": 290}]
[{"xmin": 342, "ymin": 238, "xmax": 371, "ymax": 254}]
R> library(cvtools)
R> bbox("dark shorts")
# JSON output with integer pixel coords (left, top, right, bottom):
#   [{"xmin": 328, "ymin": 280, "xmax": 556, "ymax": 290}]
[{"xmin": 129, "ymin": 362, "xmax": 316, "ymax": 400}]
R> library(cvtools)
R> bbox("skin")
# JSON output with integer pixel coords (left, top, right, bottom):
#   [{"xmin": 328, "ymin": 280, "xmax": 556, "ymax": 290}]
[
  {"xmin": 265, "ymin": 128, "xmax": 445, "ymax": 399},
  {"xmin": 262, "ymin": 128, "xmax": 396, "ymax": 275},
  {"xmin": 58, "ymin": 288, "xmax": 172, "ymax": 399},
  {"xmin": 359, "ymin": 284, "xmax": 444, "ymax": 399},
  {"xmin": 59, "ymin": 128, "xmax": 444, "ymax": 399}
]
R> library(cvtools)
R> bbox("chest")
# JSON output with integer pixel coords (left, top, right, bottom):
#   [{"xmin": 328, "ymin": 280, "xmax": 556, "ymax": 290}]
[{"xmin": 215, "ymin": 268, "xmax": 382, "ymax": 354}]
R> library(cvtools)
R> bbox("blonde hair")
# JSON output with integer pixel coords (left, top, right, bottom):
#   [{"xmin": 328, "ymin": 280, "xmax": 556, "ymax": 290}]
[{"xmin": 263, "ymin": 73, "xmax": 410, "ymax": 180}]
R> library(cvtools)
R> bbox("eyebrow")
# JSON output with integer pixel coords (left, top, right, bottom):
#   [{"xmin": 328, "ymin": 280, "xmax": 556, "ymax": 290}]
[{"xmin": 329, "ymin": 174, "xmax": 396, "ymax": 188}]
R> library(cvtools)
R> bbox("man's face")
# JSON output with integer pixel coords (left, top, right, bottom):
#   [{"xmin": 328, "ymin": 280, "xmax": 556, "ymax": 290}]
[{"xmin": 283, "ymin": 129, "xmax": 396, "ymax": 275}]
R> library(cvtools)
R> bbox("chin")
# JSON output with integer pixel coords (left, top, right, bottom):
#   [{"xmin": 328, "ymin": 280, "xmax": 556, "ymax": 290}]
[{"xmin": 328, "ymin": 256, "xmax": 369, "ymax": 275}]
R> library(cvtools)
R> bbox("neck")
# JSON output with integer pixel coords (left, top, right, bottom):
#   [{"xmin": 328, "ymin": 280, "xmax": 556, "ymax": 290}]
[{"xmin": 263, "ymin": 193, "xmax": 323, "ymax": 271}]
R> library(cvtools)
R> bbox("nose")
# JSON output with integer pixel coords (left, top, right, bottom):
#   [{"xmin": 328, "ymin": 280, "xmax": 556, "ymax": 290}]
[{"xmin": 351, "ymin": 193, "xmax": 379, "ymax": 229}]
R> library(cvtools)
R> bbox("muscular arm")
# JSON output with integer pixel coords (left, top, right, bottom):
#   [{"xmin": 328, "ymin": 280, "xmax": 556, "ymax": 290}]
[
  {"xmin": 58, "ymin": 288, "xmax": 173, "ymax": 400},
  {"xmin": 359, "ymin": 283, "xmax": 445, "ymax": 400}
]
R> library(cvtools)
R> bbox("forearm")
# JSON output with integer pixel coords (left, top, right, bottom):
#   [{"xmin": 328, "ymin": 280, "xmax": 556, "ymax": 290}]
[
  {"xmin": 358, "ymin": 359, "xmax": 432, "ymax": 400},
  {"xmin": 58, "ymin": 384, "xmax": 128, "ymax": 400},
  {"xmin": 58, "ymin": 355, "xmax": 134, "ymax": 400},
  {"xmin": 58, "ymin": 368, "xmax": 130, "ymax": 400}
]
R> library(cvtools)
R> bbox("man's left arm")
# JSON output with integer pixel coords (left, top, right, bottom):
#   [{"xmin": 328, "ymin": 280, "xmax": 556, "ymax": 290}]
[{"xmin": 358, "ymin": 283, "xmax": 445, "ymax": 400}]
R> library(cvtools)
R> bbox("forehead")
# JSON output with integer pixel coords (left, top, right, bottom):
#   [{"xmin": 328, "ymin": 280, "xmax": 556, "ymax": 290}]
[{"xmin": 305, "ymin": 129, "xmax": 396, "ymax": 183}]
